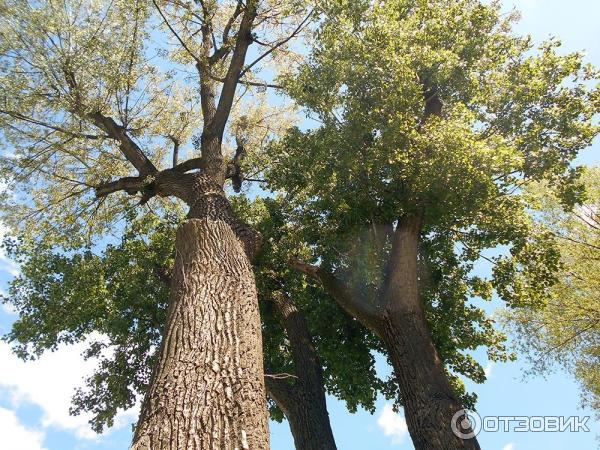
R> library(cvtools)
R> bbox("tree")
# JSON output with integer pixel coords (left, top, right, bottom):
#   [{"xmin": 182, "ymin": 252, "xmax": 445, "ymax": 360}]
[
  {"xmin": 263, "ymin": 1, "xmax": 600, "ymax": 449},
  {"xmin": 503, "ymin": 166, "xmax": 600, "ymax": 414},
  {"xmin": 2, "ymin": 199, "xmax": 390, "ymax": 450},
  {"xmin": 0, "ymin": 0, "xmax": 310, "ymax": 447},
  {"xmin": 3, "ymin": 193, "xmax": 514, "ymax": 450},
  {"xmin": 238, "ymin": 196, "xmax": 387, "ymax": 450}
]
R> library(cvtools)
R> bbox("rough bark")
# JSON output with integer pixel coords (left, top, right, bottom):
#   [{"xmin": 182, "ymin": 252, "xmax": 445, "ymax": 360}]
[
  {"xmin": 381, "ymin": 314, "xmax": 479, "ymax": 450},
  {"xmin": 265, "ymin": 294, "xmax": 337, "ymax": 450},
  {"xmin": 132, "ymin": 218, "xmax": 269, "ymax": 450},
  {"xmin": 90, "ymin": 3, "xmax": 270, "ymax": 448},
  {"xmin": 292, "ymin": 215, "xmax": 480, "ymax": 450},
  {"xmin": 379, "ymin": 216, "xmax": 480, "ymax": 450}
]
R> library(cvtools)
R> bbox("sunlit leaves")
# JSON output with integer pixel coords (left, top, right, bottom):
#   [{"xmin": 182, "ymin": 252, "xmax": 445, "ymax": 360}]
[{"xmin": 265, "ymin": 0, "xmax": 599, "ymax": 400}]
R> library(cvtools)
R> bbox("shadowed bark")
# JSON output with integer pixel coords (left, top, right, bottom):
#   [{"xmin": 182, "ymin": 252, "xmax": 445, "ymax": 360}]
[
  {"xmin": 265, "ymin": 293, "xmax": 337, "ymax": 450},
  {"xmin": 292, "ymin": 216, "xmax": 481, "ymax": 450}
]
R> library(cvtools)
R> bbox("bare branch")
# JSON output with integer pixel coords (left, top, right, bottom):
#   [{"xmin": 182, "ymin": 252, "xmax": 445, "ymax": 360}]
[
  {"xmin": 168, "ymin": 135, "xmax": 180, "ymax": 167},
  {"xmin": 95, "ymin": 176, "xmax": 144, "ymax": 198},
  {"xmin": 264, "ymin": 373, "xmax": 298, "ymax": 380},
  {"xmin": 152, "ymin": 0, "xmax": 200, "ymax": 63},
  {"xmin": 239, "ymin": 10, "xmax": 313, "ymax": 79},
  {"xmin": 0, "ymin": 109, "xmax": 107, "ymax": 140},
  {"xmin": 208, "ymin": 73, "xmax": 283, "ymax": 90},
  {"xmin": 88, "ymin": 112, "xmax": 157, "ymax": 175}
]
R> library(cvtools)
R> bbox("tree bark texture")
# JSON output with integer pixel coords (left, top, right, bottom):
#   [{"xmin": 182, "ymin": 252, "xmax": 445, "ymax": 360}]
[
  {"xmin": 91, "ymin": 2, "xmax": 265, "ymax": 446},
  {"xmin": 292, "ymin": 215, "xmax": 481, "ymax": 450},
  {"xmin": 379, "ymin": 216, "xmax": 481, "ymax": 450},
  {"xmin": 132, "ymin": 218, "xmax": 269, "ymax": 450},
  {"xmin": 265, "ymin": 294, "xmax": 337, "ymax": 450},
  {"xmin": 381, "ymin": 314, "xmax": 480, "ymax": 450}
]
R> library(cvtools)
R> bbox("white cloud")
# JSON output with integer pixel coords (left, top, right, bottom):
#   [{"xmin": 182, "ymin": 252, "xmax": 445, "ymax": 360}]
[
  {"xmin": 503, "ymin": 443, "xmax": 516, "ymax": 450},
  {"xmin": 484, "ymin": 362, "xmax": 494, "ymax": 378},
  {"xmin": 1, "ymin": 301, "xmax": 16, "ymax": 315},
  {"xmin": 377, "ymin": 403, "xmax": 409, "ymax": 445},
  {"xmin": 0, "ymin": 334, "xmax": 138, "ymax": 440},
  {"xmin": 0, "ymin": 407, "xmax": 46, "ymax": 450}
]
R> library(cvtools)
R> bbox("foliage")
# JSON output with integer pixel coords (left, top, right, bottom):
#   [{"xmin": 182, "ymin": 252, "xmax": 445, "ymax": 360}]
[
  {"xmin": 502, "ymin": 166, "xmax": 600, "ymax": 413},
  {"xmin": 1, "ymin": 212, "xmax": 176, "ymax": 431},
  {"xmin": 0, "ymin": 0, "xmax": 302, "ymax": 246},
  {"xmin": 233, "ymin": 195, "xmax": 391, "ymax": 420},
  {"xmin": 1, "ymin": 198, "xmax": 391, "ymax": 431},
  {"xmin": 260, "ymin": 0, "xmax": 599, "ymax": 401}
]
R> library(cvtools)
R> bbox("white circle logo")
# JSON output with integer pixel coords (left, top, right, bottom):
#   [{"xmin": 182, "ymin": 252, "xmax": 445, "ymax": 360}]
[{"xmin": 451, "ymin": 409, "xmax": 482, "ymax": 439}]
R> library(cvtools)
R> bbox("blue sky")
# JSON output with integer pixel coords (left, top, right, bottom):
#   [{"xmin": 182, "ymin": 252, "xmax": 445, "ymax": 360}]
[{"xmin": 1, "ymin": 0, "xmax": 599, "ymax": 449}]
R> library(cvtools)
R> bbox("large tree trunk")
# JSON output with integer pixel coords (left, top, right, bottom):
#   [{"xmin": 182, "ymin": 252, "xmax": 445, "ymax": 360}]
[
  {"xmin": 291, "ymin": 215, "xmax": 482, "ymax": 450},
  {"xmin": 132, "ymin": 217, "xmax": 269, "ymax": 450},
  {"xmin": 381, "ymin": 315, "xmax": 479, "ymax": 450},
  {"xmin": 378, "ymin": 216, "xmax": 480, "ymax": 450},
  {"xmin": 265, "ymin": 294, "xmax": 337, "ymax": 450}
]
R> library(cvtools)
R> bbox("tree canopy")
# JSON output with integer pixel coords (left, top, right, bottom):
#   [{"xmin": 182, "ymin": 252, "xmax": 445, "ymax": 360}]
[
  {"xmin": 2, "ymin": 198, "xmax": 391, "ymax": 433},
  {"xmin": 0, "ymin": 0, "xmax": 303, "ymax": 245},
  {"xmin": 261, "ymin": 0, "xmax": 599, "ymax": 413}
]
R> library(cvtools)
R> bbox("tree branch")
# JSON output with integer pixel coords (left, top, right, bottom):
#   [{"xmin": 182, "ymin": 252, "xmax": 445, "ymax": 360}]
[
  {"xmin": 88, "ymin": 112, "xmax": 157, "ymax": 176},
  {"xmin": 264, "ymin": 376, "xmax": 296, "ymax": 416},
  {"xmin": 168, "ymin": 135, "xmax": 180, "ymax": 167},
  {"xmin": 0, "ymin": 109, "xmax": 107, "ymax": 140},
  {"xmin": 152, "ymin": 0, "xmax": 200, "ymax": 64},
  {"xmin": 95, "ymin": 176, "xmax": 145, "ymax": 198},
  {"xmin": 207, "ymin": 1, "xmax": 258, "ymax": 141},
  {"xmin": 60, "ymin": 68, "xmax": 157, "ymax": 176},
  {"xmin": 171, "ymin": 156, "xmax": 204, "ymax": 173},
  {"xmin": 289, "ymin": 259, "xmax": 381, "ymax": 331},
  {"xmin": 206, "ymin": 0, "xmax": 243, "ymax": 65},
  {"xmin": 239, "ymin": 10, "xmax": 313, "ymax": 79},
  {"xmin": 208, "ymin": 73, "xmax": 283, "ymax": 90}
]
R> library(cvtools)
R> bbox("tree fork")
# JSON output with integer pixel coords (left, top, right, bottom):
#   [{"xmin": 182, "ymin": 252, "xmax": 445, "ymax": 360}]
[
  {"xmin": 291, "ymin": 215, "xmax": 481, "ymax": 450},
  {"xmin": 377, "ymin": 216, "xmax": 480, "ymax": 450}
]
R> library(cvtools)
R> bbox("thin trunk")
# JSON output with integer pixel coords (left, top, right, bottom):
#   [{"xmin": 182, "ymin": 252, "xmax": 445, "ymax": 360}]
[
  {"xmin": 132, "ymin": 217, "xmax": 269, "ymax": 450},
  {"xmin": 276, "ymin": 392, "xmax": 338, "ymax": 450},
  {"xmin": 379, "ymin": 216, "xmax": 480, "ymax": 450},
  {"xmin": 267, "ymin": 378, "xmax": 337, "ymax": 450},
  {"xmin": 266, "ymin": 294, "xmax": 337, "ymax": 450}
]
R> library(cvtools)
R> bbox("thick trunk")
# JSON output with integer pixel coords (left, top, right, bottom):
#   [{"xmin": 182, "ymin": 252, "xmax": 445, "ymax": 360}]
[
  {"xmin": 381, "ymin": 314, "xmax": 479, "ymax": 450},
  {"xmin": 132, "ymin": 218, "xmax": 269, "ymax": 450},
  {"xmin": 266, "ymin": 294, "xmax": 337, "ymax": 450},
  {"xmin": 291, "ymin": 214, "xmax": 481, "ymax": 450},
  {"xmin": 378, "ymin": 216, "xmax": 480, "ymax": 450}
]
